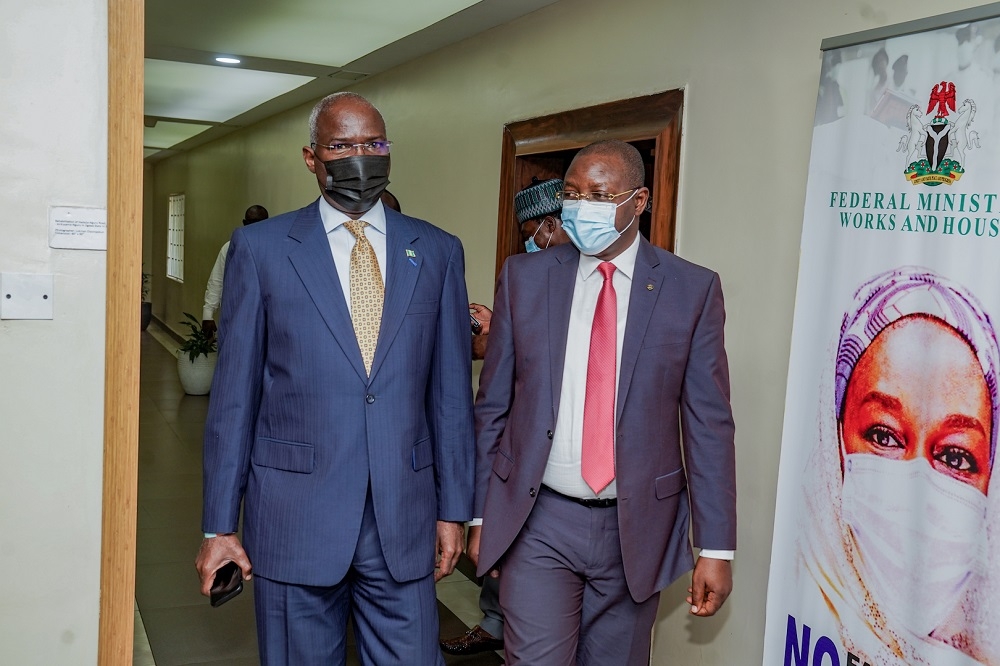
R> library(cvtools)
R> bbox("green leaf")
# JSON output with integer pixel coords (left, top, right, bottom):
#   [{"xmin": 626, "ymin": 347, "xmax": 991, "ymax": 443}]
[{"xmin": 177, "ymin": 311, "xmax": 218, "ymax": 360}]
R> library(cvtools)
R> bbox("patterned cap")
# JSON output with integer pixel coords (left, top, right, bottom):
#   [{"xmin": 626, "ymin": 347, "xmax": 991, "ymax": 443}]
[
  {"xmin": 514, "ymin": 178, "xmax": 564, "ymax": 224},
  {"xmin": 835, "ymin": 266, "xmax": 999, "ymax": 468}
]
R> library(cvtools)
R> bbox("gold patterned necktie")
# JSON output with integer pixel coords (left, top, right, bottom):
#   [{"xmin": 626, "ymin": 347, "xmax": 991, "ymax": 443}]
[{"xmin": 343, "ymin": 220, "xmax": 384, "ymax": 375}]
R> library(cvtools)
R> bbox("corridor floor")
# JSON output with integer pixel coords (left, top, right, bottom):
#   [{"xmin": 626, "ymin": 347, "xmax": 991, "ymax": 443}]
[{"xmin": 135, "ymin": 330, "xmax": 503, "ymax": 665}]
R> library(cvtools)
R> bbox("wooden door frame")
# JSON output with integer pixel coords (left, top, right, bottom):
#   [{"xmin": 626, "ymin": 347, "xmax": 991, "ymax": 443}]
[
  {"xmin": 99, "ymin": 0, "xmax": 143, "ymax": 662},
  {"xmin": 495, "ymin": 90, "xmax": 684, "ymax": 279}
]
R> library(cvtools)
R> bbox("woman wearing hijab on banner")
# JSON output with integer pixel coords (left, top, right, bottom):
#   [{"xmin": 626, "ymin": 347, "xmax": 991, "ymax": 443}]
[{"xmin": 799, "ymin": 266, "xmax": 1000, "ymax": 665}]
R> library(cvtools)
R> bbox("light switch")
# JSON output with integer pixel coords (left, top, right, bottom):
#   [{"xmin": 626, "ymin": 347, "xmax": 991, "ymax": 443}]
[{"xmin": 0, "ymin": 273, "xmax": 55, "ymax": 320}]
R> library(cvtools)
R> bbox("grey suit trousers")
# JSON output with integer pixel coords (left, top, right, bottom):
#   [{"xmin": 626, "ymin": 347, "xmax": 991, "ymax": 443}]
[
  {"xmin": 499, "ymin": 488, "xmax": 659, "ymax": 666},
  {"xmin": 478, "ymin": 572, "xmax": 504, "ymax": 639}
]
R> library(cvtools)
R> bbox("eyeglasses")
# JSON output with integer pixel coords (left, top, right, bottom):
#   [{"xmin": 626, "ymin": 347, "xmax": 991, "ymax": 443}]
[
  {"xmin": 554, "ymin": 188, "xmax": 637, "ymax": 203},
  {"xmin": 311, "ymin": 140, "xmax": 393, "ymax": 156}
]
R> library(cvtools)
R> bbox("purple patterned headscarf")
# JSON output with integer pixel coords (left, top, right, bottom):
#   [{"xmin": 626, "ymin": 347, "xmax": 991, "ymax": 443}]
[{"xmin": 835, "ymin": 266, "xmax": 999, "ymax": 468}]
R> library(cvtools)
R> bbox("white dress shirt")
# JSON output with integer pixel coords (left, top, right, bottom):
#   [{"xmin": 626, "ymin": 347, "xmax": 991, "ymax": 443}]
[
  {"xmin": 202, "ymin": 241, "xmax": 229, "ymax": 321},
  {"xmin": 540, "ymin": 234, "xmax": 733, "ymax": 561},
  {"xmin": 542, "ymin": 234, "xmax": 640, "ymax": 499},
  {"xmin": 318, "ymin": 197, "xmax": 388, "ymax": 312}
]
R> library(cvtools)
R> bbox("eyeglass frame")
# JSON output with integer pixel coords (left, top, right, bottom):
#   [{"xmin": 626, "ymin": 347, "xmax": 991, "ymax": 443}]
[
  {"xmin": 554, "ymin": 188, "xmax": 638, "ymax": 203},
  {"xmin": 310, "ymin": 140, "xmax": 393, "ymax": 156}
]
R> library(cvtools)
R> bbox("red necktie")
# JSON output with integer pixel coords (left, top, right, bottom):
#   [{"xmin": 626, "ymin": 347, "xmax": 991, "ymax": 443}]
[{"xmin": 581, "ymin": 262, "xmax": 617, "ymax": 494}]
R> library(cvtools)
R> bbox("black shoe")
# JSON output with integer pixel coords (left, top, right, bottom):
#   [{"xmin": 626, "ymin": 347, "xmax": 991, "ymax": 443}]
[{"xmin": 440, "ymin": 625, "xmax": 504, "ymax": 655}]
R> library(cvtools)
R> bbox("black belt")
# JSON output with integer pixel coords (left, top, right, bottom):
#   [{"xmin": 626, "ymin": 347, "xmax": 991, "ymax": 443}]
[{"xmin": 542, "ymin": 485, "xmax": 617, "ymax": 508}]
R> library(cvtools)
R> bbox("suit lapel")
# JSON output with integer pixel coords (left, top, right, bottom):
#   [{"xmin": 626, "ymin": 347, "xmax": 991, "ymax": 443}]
[
  {"xmin": 287, "ymin": 201, "xmax": 368, "ymax": 383},
  {"xmin": 548, "ymin": 246, "xmax": 579, "ymax": 422},
  {"xmin": 368, "ymin": 209, "xmax": 420, "ymax": 383},
  {"xmin": 617, "ymin": 239, "xmax": 662, "ymax": 422}
]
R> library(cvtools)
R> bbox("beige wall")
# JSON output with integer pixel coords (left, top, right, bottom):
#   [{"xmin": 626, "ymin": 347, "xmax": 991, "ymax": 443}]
[
  {"xmin": 147, "ymin": 0, "xmax": 989, "ymax": 662},
  {"xmin": 0, "ymin": 0, "xmax": 107, "ymax": 662},
  {"xmin": 143, "ymin": 162, "xmax": 155, "ymax": 279}
]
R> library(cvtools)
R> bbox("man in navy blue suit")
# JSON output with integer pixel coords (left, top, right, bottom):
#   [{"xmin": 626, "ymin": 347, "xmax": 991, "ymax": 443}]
[{"xmin": 195, "ymin": 91, "xmax": 474, "ymax": 665}]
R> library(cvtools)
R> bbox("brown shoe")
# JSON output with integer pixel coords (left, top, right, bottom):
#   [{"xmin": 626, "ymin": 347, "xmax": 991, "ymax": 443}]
[{"xmin": 440, "ymin": 625, "xmax": 504, "ymax": 655}]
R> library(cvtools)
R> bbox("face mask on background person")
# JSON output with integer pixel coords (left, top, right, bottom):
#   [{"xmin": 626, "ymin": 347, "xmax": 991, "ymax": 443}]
[
  {"xmin": 322, "ymin": 154, "xmax": 390, "ymax": 215},
  {"xmin": 524, "ymin": 222, "xmax": 551, "ymax": 253},
  {"xmin": 560, "ymin": 189, "xmax": 637, "ymax": 256},
  {"xmin": 840, "ymin": 452, "xmax": 988, "ymax": 637}
]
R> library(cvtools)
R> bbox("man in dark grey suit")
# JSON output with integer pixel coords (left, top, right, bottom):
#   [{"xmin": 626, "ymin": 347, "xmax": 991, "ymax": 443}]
[
  {"xmin": 195, "ymin": 92, "xmax": 474, "ymax": 665},
  {"xmin": 469, "ymin": 140, "xmax": 736, "ymax": 665}
]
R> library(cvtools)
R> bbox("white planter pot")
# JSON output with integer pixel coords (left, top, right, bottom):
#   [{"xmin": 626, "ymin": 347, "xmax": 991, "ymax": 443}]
[{"xmin": 177, "ymin": 351, "xmax": 218, "ymax": 395}]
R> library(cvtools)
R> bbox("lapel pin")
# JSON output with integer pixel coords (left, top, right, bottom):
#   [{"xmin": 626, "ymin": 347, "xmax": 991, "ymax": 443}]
[
  {"xmin": 646, "ymin": 283, "xmax": 654, "ymax": 291},
  {"xmin": 405, "ymin": 249, "xmax": 416, "ymax": 258}
]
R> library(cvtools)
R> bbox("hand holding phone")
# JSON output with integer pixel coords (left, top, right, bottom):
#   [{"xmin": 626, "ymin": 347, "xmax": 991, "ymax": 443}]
[
  {"xmin": 469, "ymin": 303, "xmax": 492, "ymax": 335},
  {"xmin": 210, "ymin": 561, "xmax": 244, "ymax": 607}
]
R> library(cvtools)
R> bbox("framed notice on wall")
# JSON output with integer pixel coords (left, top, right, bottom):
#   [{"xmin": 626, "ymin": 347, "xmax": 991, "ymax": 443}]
[{"xmin": 49, "ymin": 206, "xmax": 107, "ymax": 250}]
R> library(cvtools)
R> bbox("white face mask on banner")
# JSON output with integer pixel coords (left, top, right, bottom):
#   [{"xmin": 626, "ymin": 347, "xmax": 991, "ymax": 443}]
[{"xmin": 840, "ymin": 452, "xmax": 988, "ymax": 637}]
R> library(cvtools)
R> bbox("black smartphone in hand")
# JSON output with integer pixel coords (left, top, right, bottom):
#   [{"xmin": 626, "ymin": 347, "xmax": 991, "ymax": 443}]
[
  {"xmin": 210, "ymin": 561, "xmax": 243, "ymax": 607},
  {"xmin": 471, "ymin": 314, "xmax": 482, "ymax": 334}
]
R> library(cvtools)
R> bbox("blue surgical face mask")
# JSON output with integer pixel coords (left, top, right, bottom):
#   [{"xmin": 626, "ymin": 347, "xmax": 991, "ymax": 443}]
[
  {"xmin": 560, "ymin": 190, "xmax": 637, "ymax": 256},
  {"xmin": 524, "ymin": 221, "xmax": 551, "ymax": 253}
]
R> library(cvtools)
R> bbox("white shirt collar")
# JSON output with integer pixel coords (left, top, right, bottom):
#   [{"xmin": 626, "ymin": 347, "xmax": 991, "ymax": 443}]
[
  {"xmin": 318, "ymin": 196, "xmax": 387, "ymax": 237},
  {"xmin": 578, "ymin": 231, "xmax": 642, "ymax": 282}
]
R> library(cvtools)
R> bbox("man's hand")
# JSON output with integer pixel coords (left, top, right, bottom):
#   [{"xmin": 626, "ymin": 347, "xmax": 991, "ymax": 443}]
[
  {"xmin": 195, "ymin": 534, "xmax": 253, "ymax": 596},
  {"xmin": 469, "ymin": 303, "xmax": 493, "ymax": 335},
  {"xmin": 686, "ymin": 557, "xmax": 732, "ymax": 617},
  {"xmin": 471, "ymin": 333, "xmax": 489, "ymax": 361},
  {"xmin": 435, "ymin": 521, "xmax": 464, "ymax": 582},
  {"xmin": 202, "ymin": 319, "xmax": 218, "ymax": 339},
  {"xmin": 466, "ymin": 524, "xmax": 482, "ymax": 567},
  {"xmin": 466, "ymin": 525, "xmax": 499, "ymax": 579}
]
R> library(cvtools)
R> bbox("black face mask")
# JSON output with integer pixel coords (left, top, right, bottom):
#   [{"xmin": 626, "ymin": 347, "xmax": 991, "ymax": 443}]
[{"xmin": 321, "ymin": 154, "xmax": 390, "ymax": 215}]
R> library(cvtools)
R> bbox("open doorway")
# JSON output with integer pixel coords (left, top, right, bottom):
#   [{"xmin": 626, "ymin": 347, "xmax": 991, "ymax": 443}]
[{"xmin": 494, "ymin": 90, "xmax": 683, "ymax": 278}]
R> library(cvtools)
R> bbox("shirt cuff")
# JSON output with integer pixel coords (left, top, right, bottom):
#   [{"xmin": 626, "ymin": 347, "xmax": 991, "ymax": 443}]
[
  {"xmin": 698, "ymin": 549, "xmax": 734, "ymax": 560},
  {"xmin": 202, "ymin": 306, "xmax": 215, "ymax": 321},
  {"xmin": 204, "ymin": 532, "xmax": 217, "ymax": 538},
  {"xmin": 467, "ymin": 518, "xmax": 483, "ymax": 527}
]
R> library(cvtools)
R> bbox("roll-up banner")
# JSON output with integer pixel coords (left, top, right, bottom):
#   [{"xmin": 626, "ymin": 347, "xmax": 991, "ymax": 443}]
[{"xmin": 763, "ymin": 6, "xmax": 1000, "ymax": 666}]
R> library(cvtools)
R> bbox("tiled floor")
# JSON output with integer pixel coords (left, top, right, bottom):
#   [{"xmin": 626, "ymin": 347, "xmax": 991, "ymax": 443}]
[{"xmin": 136, "ymin": 328, "xmax": 503, "ymax": 665}]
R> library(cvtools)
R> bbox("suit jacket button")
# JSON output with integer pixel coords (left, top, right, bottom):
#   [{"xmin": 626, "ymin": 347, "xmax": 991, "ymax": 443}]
[
  {"xmin": 546, "ymin": 430, "xmax": 553, "ymax": 439},
  {"xmin": 365, "ymin": 394, "xmax": 375, "ymax": 404},
  {"xmin": 529, "ymin": 487, "xmax": 536, "ymax": 497}
]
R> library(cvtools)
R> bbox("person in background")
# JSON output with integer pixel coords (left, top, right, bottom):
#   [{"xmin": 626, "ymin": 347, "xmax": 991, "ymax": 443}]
[
  {"xmin": 467, "ymin": 178, "xmax": 567, "ymax": 366},
  {"xmin": 518, "ymin": 177, "xmax": 569, "ymax": 254},
  {"xmin": 816, "ymin": 50, "xmax": 845, "ymax": 126},
  {"xmin": 201, "ymin": 204, "xmax": 269, "ymax": 337},
  {"xmin": 866, "ymin": 47, "xmax": 890, "ymax": 112},
  {"xmin": 888, "ymin": 54, "xmax": 917, "ymax": 98},
  {"xmin": 442, "ymin": 177, "xmax": 569, "ymax": 656},
  {"xmin": 469, "ymin": 302, "xmax": 493, "ymax": 365}
]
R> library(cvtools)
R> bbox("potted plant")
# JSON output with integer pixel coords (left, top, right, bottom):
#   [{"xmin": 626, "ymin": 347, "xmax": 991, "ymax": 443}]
[
  {"xmin": 140, "ymin": 269, "xmax": 152, "ymax": 331},
  {"xmin": 177, "ymin": 312, "xmax": 218, "ymax": 395}
]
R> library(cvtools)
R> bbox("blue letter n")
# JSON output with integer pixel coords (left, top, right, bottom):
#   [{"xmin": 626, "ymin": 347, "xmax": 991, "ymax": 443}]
[{"xmin": 785, "ymin": 614, "xmax": 811, "ymax": 666}]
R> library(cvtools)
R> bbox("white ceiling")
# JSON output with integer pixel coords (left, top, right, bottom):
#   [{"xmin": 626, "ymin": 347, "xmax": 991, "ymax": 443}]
[
  {"xmin": 143, "ymin": 0, "xmax": 560, "ymax": 161},
  {"xmin": 145, "ymin": 60, "xmax": 315, "ymax": 123},
  {"xmin": 143, "ymin": 120, "xmax": 214, "ymax": 152},
  {"xmin": 146, "ymin": 0, "xmax": 482, "ymax": 66}
]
